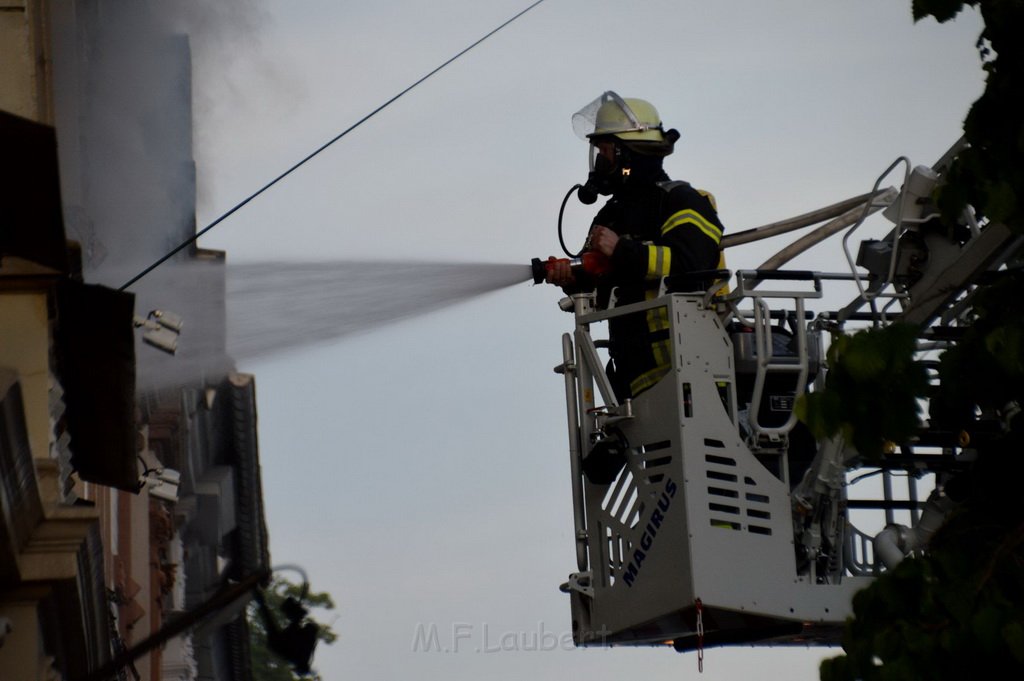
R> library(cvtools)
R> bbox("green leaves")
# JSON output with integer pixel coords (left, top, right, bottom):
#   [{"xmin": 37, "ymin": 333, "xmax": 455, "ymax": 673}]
[
  {"xmin": 811, "ymin": 276, "xmax": 1024, "ymax": 681},
  {"xmin": 1005, "ymin": 620, "xmax": 1024, "ymax": 663},
  {"xmin": 819, "ymin": 4, "xmax": 1024, "ymax": 680},
  {"xmin": 934, "ymin": 272, "xmax": 1024, "ymax": 427},
  {"xmin": 248, "ymin": 576, "xmax": 339, "ymax": 680},
  {"xmin": 912, "ymin": 0, "xmax": 973, "ymax": 23},
  {"xmin": 798, "ymin": 323, "xmax": 928, "ymax": 458},
  {"xmin": 822, "ymin": 515, "xmax": 1024, "ymax": 681},
  {"xmin": 913, "ymin": 0, "xmax": 1024, "ymax": 232},
  {"xmin": 798, "ymin": 277, "xmax": 1024, "ymax": 459}
]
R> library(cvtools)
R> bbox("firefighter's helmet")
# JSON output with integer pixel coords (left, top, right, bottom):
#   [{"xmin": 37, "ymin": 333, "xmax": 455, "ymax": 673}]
[{"xmin": 572, "ymin": 91, "xmax": 666, "ymax": 143}]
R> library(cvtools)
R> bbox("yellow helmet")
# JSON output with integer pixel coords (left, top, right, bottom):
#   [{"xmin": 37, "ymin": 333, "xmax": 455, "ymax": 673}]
[{"xmin": 573, "ymin": 91, "xmax": 666, "ymax": 143}]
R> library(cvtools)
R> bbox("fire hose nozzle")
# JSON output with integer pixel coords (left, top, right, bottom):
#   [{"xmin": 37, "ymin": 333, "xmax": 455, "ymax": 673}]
[
  {"xmin": 531, "ymin": 257, "xmax": 549, "ymax": 285},
  {"xmin": 531, "ymin": 253, "xmax": 611, "ymax": 284}
]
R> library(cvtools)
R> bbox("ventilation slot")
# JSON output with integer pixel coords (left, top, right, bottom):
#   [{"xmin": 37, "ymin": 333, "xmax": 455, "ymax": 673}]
[
  {"xmin": 607, "ymin": 527, "xmax": 629, "ymax": 570},
  {"xmin": 605, "ymin": 526, "xmax": 633, "ymax": 585},
  {"xmin": 596, "ymin": 442, "xmax": 682, "ymax": 585},
  {"xmin": 639, "ymin": 441, "xmax": 673, "ymax": 485},
  {"xmin": 707, "ymin": 470, "xmax": 738, "ymax": 483},
  {"xmin": 710, "ymin": 519, "xmax": 741, "ymax": 530},
  {"xmin": 708, "ymin": 486, "xmax": 739, "ymax": 499},
  {"xmin": 602, "ymin": 469, "xmax": 641, "ymax": 528},
  {"xmin": 706, "ymin": 449, "xmax": 775, "ymax": 535}
]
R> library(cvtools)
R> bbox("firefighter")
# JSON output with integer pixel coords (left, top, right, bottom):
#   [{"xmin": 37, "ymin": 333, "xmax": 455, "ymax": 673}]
[{"xmin": 546, "ymin": 92, "xmax": 725, "ymax": 399}]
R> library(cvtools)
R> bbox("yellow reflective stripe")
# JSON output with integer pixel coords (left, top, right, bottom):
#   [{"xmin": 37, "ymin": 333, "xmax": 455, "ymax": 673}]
[
  {"xmin": 661, "ymin": 209, "xmax": 722, "ymax": 242},
  {"xmin": 630, "ymin": 365, "xmax": 670, "ymax": 396},
  {"xmin": 697, "ymin": 189, "xmax": 718, "ymax": 211},
  {"xmin": 645, "ymin": 245, "xmax": 672, "ymax": 280},
  {"xmin": 661, "ymin": 209, "xmax": 722, "ymax": 244},
  {"xmin": 714, "ymin": 252, "xmax": 730, "ymax": 297},
  {"xmin": 627, "ymin": 303, "xmax": 673, "ymax": 396},
  {"xmin": 650, "ymin": 338, "xmax": 671, "ymax": 368},
  {"xmin": 646, "ymin": 305, "xmax": 669, "ymax": 333}
]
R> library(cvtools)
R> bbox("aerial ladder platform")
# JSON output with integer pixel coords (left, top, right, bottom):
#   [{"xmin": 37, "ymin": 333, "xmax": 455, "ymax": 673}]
[{"xmin": 551, "ymin": 139, "xmax": 1022, "ymax": 651}]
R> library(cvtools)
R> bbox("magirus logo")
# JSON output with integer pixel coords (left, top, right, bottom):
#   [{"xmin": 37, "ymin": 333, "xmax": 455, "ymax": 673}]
[{"xmin": 622, "ymin": 477, "xmax": 677, "ymax": 588}]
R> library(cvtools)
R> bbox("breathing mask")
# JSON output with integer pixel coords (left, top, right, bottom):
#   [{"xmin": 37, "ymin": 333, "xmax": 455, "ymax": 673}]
[{"xmin": 570, "ymin": 91, "xmax": 677, "ymax": 203}]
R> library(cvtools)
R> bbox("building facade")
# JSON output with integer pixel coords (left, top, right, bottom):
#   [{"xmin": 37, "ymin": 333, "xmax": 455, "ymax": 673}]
[{"xmin": 1, "ymin": 3, "xmax": 270, "ymax": 679}]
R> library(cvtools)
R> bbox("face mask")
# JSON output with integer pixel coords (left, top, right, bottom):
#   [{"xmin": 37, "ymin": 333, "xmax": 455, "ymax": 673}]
[
  {"xmin": 594, "ymin": 149, "xmax": 621, "ymax": 191},
  {"xmin": 585, "ymin": 143, "xmax": 635, "ymax": 198}
]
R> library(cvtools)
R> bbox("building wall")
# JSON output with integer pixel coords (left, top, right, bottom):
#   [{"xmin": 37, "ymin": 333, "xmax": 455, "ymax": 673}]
[
  {"xmin": 0, "ymin": 0, "xmax": 53, "ymax": 124},
  {"xmin": 1, "ymin": 3, "xmax": 111, "ymax": 679},
  {"xmin": 0, "ymin": 293, "xmax": 51, "ymax": 462},
  {"xmin": 2, "ymin": 4, "xmax": 271, "ymax": 679},
  {"xmin": 0, "ymin": 600, "xmax": 56, "ymax": 680}
]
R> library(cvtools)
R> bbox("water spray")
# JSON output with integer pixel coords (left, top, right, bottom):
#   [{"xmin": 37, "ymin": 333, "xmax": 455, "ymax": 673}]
[{"xmin": 226, "ymin": 261, "xmax": 532, "ymax": 361}]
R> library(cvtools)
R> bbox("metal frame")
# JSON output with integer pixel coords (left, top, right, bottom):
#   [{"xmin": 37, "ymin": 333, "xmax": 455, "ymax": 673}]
[
  {"xmin": 559, "ymin": 291, "xmax": 868, "ymax": 648},
  {"xmin": 553, "ymin": 138, "xmax": 1021, "ymax": 651}
]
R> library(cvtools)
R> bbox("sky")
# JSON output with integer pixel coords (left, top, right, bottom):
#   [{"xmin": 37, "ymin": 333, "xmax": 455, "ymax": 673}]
[{"xmin": 170, "ymin": 1, "xmax": 987, "ymax": 678}]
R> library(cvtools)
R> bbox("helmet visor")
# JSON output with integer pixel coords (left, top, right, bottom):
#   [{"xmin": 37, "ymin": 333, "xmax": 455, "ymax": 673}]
[{"xmin": 571, "ymin": 91, "xmax": 644, "ymax": 140}]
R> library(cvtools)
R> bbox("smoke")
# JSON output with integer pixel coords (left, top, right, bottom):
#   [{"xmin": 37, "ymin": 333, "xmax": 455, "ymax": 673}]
[
  {"xmin": 49, "ymin": 1, "xmax": 269, "ymax": 392},
  {"xmin": 48, "ymin": 3, "xmax": 533, "ymax": 392},
  {"xmin": 154, "ymin": 0, "xmax": 304, "ymax": 219},
  {"xmin": 51, "ymin": 0, "xmax": 286, "ymax": 283},
  {"xmin": 226, "ymin": 260, "xmax": 532, "ymax": 359},
  {"xmin": 51, "ymin": 2, "xmax": 199, "ymax": 282}
]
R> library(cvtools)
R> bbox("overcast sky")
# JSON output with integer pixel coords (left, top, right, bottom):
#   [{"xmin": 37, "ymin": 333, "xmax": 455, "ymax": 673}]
[{"xmin": 181, "ymin": 1, "xmax": 985, "ymax": 678}]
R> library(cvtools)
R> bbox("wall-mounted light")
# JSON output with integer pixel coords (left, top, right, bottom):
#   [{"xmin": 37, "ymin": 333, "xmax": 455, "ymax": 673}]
[
  {"xmin": 150, "ymin": 309, "xmax": 183, "ymax": 332},
  {"xmin": 133, "ymin": 309, "xmax": 183, "ymax": 354},
  {"xmin": 146, "ymin": 468, "xmax": 181, "ymax": 502}
]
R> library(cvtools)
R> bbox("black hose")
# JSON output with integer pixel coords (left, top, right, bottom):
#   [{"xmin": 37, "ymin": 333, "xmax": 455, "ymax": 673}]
[{"xmin": 559, "ymin": 184, "xmax": 586, "ymax": 258}]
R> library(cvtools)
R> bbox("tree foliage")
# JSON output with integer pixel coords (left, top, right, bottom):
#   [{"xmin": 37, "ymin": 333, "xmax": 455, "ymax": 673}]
[
  {"xmin": 914, "ymin": 0, "xmax": 1024, "ymax": 230},
  {"xmin": 797, "ymin": 323, "xmax": 929, "ymax": 459},
  {"xmin": 248, "ymin": 576, "xmax": 338, "ymax": 681},
  {"xmin": 808, "ymin": 2, "xmax": 1024, "ymax": 679}
]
